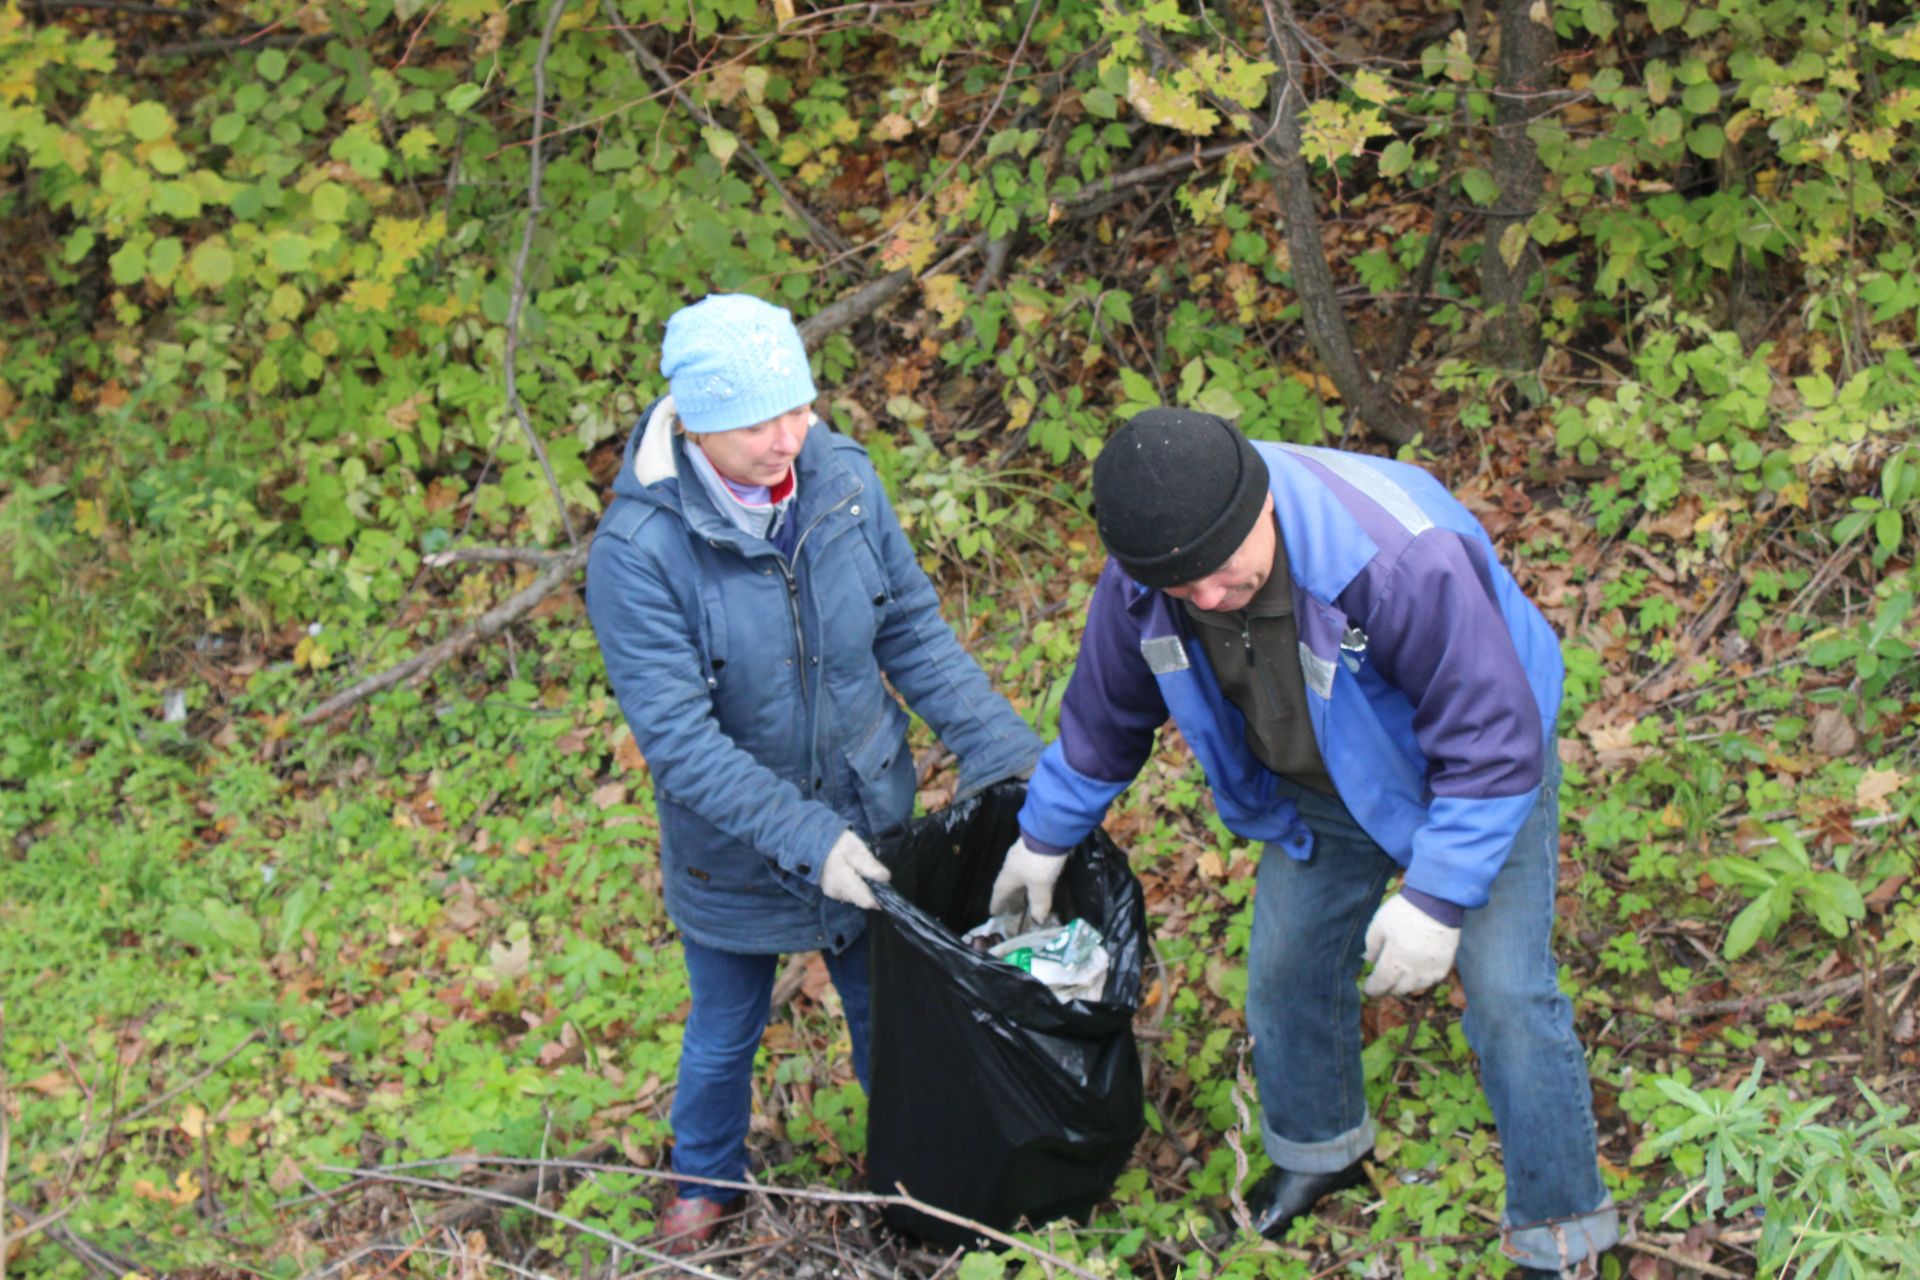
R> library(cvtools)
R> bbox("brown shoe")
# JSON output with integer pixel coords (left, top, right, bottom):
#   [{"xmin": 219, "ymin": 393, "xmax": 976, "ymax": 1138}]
[{"xmin": 653, "ymin": 1194, "xmax": 733, "ymax": 1255}]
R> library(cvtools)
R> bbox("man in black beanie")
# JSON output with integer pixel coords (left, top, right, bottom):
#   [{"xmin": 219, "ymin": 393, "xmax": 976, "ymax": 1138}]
[{"xmin": 988, "ymin": 409, "xmax": 1615, "ymax": 1277}]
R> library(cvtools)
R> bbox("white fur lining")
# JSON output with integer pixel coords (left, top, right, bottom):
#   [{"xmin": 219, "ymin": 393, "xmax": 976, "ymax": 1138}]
[{"xmin": 632, "ymin": 394, "xmax": 680, "ymax": 486}]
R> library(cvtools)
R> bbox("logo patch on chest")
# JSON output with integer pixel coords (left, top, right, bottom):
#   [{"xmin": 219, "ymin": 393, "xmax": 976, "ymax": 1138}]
[
  {"xmin": 1140, "ymin": 634, "xmax": 1190, "ymax": 675},
  {"xmin": 1298, "ymin": 642, "xmax": 1337, "ymax": 699}
]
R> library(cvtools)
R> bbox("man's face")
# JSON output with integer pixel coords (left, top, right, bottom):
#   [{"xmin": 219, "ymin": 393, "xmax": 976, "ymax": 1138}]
[
  {"xmin": 1162, "ymin": 493, "xmax": 1278, "ymax": 613},
  {"xmin": 693, "ymin": 405, "xmax": 811, "ymax": 487}
]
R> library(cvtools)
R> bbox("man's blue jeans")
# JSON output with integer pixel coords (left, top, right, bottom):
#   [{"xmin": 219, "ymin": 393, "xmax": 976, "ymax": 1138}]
[
  {"xmin": 1247, "ymin": 764, "xmax": 1618, "ymax": 1272},
  {"xmin": 669, "ymin": 932, "xmax": 872, "ymax": 1203}
]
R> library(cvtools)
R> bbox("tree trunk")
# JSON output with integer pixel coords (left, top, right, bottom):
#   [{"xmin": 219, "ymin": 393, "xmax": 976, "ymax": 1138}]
[
  {"xmin": 1259, "ymin": 1, "xmax": 1423, "ymax": 446},
  {"xmin": 1480, "ymin": 0, "xmax": 1557, "ymax": 373}
]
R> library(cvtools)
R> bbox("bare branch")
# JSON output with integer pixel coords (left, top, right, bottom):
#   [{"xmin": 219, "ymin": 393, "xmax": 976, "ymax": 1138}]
[
  {"xmin": 422, "ymin": 546, "xmax": 574, "ymax": 568},
  {"xmin": 26, "ymin": 0, "xmax": 204, "ymax": 16},
  {"xmin": 141, "ymin": 31, "xmax": 325, "ymax": 57},
  {"xmin": 797, "ymin": 270, "xmax": 916, "ymax": 348},
  {"xmin": 501, "ymin": 0, "xmax": 581, "ymax": 549}
]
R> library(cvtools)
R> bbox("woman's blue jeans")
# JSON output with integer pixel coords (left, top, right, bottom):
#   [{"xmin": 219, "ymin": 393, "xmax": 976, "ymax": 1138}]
[
  {"xmin": 1247, "ymin": 763, "xmax": 1618, "ymax": 1272},
  {"xmin": 669, "ymin": 932, "xmax": 872, "ymax": 1203}
]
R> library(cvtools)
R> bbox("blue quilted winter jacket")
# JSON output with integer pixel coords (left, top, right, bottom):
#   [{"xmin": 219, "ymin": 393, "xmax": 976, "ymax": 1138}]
[{"xmin": 586, "ymin": 399, "xmax": 1040, "ymax": 954}]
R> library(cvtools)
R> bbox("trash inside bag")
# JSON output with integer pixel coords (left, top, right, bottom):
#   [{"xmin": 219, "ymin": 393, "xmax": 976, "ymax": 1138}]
[
  {"xmin": 867, "ymin": 781, "xmax": 1146, "ymax": 1246},
  {"xmin": 960, "ymin": 914, "xmax": 1112, "ymax": 1003}
]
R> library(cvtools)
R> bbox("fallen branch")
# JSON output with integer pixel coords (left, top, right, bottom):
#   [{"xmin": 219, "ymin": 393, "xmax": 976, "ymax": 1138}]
[
  {"xmin": 796, "ymin": 270, "xmax": 916, "ymax": 348},
  {"xmin": 317, "ymin": 1157, "xmax": 1108, "ymax": 1280},
  {"xmin": 300, "ymin": 542, "xmax": 590, "ymax": 724},
  {"xmin": 307, "ymin": 1158, "xmax": 728, "ymax": 1280},
  {"xmin": 600, "ymin": 0, "xmax": 851, "ymax": 257},
  {"xmin": 1057, "ymin": 142, "xmax": 1244, "ymax": 220},
  {"xmin": 1668, "ymin": 970, "xmax": 1900, "ymax": 1022},
  {"xmin": 1613, "ymin": 1236, "xmax": 1745, "ymax": 1280}
]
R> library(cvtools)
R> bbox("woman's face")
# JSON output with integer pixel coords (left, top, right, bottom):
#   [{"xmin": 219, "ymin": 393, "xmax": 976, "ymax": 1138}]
[{"xmin": 694, "ymin": 406, "xmax": 811, "ymax": 487}]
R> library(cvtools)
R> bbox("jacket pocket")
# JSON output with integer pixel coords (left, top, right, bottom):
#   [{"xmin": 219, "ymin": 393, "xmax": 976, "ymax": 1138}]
[
  {"xmin": 844, "ymin": 699, "xmax": 914, "ymax": 840},
  {"xmin": 656, "ymin": 793, "xmax": 785, "ymax": 895}
]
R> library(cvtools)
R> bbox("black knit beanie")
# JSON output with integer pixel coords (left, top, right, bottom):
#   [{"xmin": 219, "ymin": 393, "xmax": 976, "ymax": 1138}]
[{"xmin": 1093, "ymin": 408, "xmax": 1270, "ymax": 588}]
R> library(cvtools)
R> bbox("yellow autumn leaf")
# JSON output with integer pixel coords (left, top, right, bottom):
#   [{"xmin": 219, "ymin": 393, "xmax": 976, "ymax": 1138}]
[
  {"xmin": 293, "ymin": 635, "xmax": 332, "ymax": 671},
  {"xmin": 266, "ymin": 283, "xmax": 305, "ymax": 321},
  {"xmin": 416, "ymin": 296, "xmax": 461, "ymax": 327},
  {"xmin": 342, "ymin": 279, "xmax": 394, "ymax": 313},
  {"xmin": 1005, "ymin": 396, "xmax": 1034, "ymax": 431},
  {"xmin": 920, "ymin": 273, "xmax": 969, "ymax": 330},
  {"xmin": 1499, "ymin": 221, "xmax": 1531, "ymax": 269},
  {"xmin": 372, "ymin": 214, "xmax": 445, "ymax": 281},
  {"xmin": 74, "ymin": 497, "xmax": 108, "ymax": 538},
  {"xmin": 1292, "ymin": 369, "xmax": 1339, "ymax": 400},
  {"xmin": 57, "ymin": 130, "xmax": 90, "ymax": 174},
  {"xmin": 1855, "ymin": 767, "xmax": 1904, "ymax": 813},
  {"xmin": 1350, "ymin": 69, "xmax": 1393, "ymax": 106},
  {"xmin": 878, "ymin": 213, "xmax": 937, "ymax": 273},
  {"xmin": 1126, "ymin": 67, "xmax": 1220, "ymax": 136},
  {"xmin": 179, "ymin": 1104, "xmax": 208, "ymax": 1139},
  {"xmin": 131, "ymin": 1170, "xmax": 200, "ymax": 1206}
]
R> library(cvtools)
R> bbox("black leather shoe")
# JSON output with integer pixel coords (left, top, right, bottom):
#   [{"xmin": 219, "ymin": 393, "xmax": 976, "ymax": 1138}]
[{"xmin": 1246, "ymin": 1158, "xmax": 1369, "ymax": 1239}]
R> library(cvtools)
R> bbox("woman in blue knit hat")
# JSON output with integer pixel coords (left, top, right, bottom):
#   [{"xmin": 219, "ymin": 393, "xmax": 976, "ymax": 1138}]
[{"xmin": 585, "ymin": 294, "xmax": 1041, "ymax": 1253}]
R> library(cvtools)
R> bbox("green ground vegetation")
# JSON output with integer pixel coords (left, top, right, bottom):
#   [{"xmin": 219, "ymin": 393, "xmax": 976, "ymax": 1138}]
[{"xmin": 3, "ymin": 0, "xmax": 1918, "ymax": 1277}]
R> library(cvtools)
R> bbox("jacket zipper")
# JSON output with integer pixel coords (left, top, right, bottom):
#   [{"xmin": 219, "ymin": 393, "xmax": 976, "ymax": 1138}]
[
  {"xmin": 775, "ymin": 486, "xmax": 859, "ymax": 724},
  {"xmin": 1239, "ymin": 611, "xmax": 1288, "ymax": 724}
]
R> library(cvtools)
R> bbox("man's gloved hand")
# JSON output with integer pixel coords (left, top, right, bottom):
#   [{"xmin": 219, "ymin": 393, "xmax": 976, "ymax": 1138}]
[
  {"xmin": 987, "ymin": 836, "xmax": 1066, "ymax": 923},
  {"xmin": 1361, "ymin": 893, "xmax": 1461, "ymax": 997},
  {"xmin": 819, "ymin": 830, "xmax": 891, "ymax": 911}
]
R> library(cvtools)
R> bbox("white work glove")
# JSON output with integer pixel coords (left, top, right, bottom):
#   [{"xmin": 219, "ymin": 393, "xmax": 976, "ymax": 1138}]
[
  {"xmin": 988, "ymin": 836, "xmax": 1066, "ymax": 924},
  {"xmin": 1362, "ymin": 893, "xmax": 1462, "ymax": 997},
  {"xmin": 819, "ymin": 830, "xmax": 891, "ymax": 911}
]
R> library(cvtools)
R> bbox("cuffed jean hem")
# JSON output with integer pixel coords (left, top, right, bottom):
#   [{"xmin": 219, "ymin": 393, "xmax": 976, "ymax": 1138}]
[
  {"xmin": 1503, "ymin": 1196, "xmax": 1619, "ymax": 1273},
  {"xmin": 1262, "ymin": 1114, "xmax": 1377, "ymax": 1174}
]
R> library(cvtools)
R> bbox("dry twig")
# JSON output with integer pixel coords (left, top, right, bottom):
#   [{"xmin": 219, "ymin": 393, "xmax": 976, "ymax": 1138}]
[{"xmin": 500, "ymin": 0, "xmax": 581, "ymax": 550}]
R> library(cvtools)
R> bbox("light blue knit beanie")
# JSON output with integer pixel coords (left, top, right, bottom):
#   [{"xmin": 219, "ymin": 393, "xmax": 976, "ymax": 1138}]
[{"xmin": 661, "ymin": 294, "xmax": 817, "ymax": 434}]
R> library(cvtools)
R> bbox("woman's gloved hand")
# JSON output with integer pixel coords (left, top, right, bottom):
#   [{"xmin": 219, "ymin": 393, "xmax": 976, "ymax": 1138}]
[
  {"xmin": 819, "ymin": 830, "xmax": 891, "ymax": 910},
  {"xmin": 987, "ymin": 836, "xmax": 1066, "ymax": 923},
  {"xmin": 1361, "ymin": 893, "xmax": 1461, "ymax": 996}
]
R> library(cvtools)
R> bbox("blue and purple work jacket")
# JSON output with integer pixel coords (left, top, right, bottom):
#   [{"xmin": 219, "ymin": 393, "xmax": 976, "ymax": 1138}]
[{"xmin": 1018, "ymin": 442, "xmax": 1564, "ymax": 911}]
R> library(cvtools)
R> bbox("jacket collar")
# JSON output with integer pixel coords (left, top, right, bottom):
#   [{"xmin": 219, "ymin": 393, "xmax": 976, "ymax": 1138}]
[{"xmin": 619, "ymin": 397, "xmax": 860, "ymax": 552}]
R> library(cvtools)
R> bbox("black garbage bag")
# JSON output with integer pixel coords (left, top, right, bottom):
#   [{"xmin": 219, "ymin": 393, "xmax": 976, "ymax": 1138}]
[{"xmin": 866, "ymin": 781, "xmax": 1146, "ymax": 1246}]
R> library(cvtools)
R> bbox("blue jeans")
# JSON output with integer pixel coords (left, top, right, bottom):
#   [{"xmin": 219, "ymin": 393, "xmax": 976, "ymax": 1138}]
[
  {"xmin": 669, "ymin": 932, "xmax": 872, "ymax": 1203},
  {"xmin": 1246, "ymin": 764, "xmax": 1618, "ymax": 1271}
]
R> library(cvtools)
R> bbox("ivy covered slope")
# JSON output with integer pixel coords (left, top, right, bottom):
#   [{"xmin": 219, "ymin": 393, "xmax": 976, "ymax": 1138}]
[{"xmin": 2, "ymin": 0, "xmax": 1918, "ymax": 1277}]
